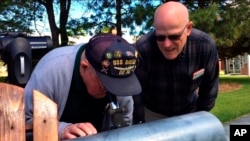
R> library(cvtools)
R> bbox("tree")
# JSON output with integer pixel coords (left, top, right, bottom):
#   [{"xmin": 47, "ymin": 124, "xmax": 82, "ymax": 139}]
[
  {"xmin": 0, "ymin": 0, "xmax": 71, "ymax": 47},
  {"xmin": 66, "ymin": 0, "xmax": 227, "ymax": 37},
  {"xmin": 67, "ymin": 0, "xmax": 159, "ymax": 37},
  {"xmin": 190, "ymin": 0, "xmax": 250, "ymax": 59},
  {"xmin": 35, "ymin": 0, "xmax": 71, "ymax": 47},
  {"xmin": 0, "ymin": 0, "xmax": 34, "ymax": 33}
]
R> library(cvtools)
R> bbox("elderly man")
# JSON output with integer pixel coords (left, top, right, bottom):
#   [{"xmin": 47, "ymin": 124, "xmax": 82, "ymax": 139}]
[{"xmin": 133, "ymin": 1, "xmax": 219, "ymax": 123}]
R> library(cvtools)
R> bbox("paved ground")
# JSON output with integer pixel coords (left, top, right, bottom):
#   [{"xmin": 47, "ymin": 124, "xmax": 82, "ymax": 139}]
[{"xmin": 223, "ymin": 114, "xmax": 250, "ymax": 141}]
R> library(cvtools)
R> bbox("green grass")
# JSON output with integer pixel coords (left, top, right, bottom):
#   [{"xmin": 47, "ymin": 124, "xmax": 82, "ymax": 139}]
[
  {"xmin": 0, "ymin": 76, "xmax": 6, "ymax": 82},
  {"xmin": 211, "ymin": 75, "xmax": 250, "ymax": 123},
  {"xmin": 0, "ymin": 60, "xmax": 7, "ymax": 82}
]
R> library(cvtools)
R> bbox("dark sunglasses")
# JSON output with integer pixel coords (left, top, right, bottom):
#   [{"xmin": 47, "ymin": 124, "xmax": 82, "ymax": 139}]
[{"xmin": 155, "ymin": 23, "xmax": 188, "ymax": 41}]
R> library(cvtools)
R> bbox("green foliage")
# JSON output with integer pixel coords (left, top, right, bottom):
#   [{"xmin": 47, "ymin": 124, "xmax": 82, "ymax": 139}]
[
  {"xmin": 211, "ymin": 75, "xmax": 250, "ymax": 123},
  {"xmin": 133, "ymin": 2, "xmax": 157, "ymax": 33},
  {"xmin": 190, "ymin": 3, "xmax": 218, "ymax": 33},
  {"xmin": 67, "ymin": 0, "xmax": 160, "ymax": 36},
  {"xmin": 0, "ymin": 0, "xmax": 35, "ymax": 33},
  {"xmin": 190, "ymin": 1, "xmax": 250, "ymax": 59},
  {"xmin": 67, "ymin": 0, "xmax": 118, "ymax": 36}
]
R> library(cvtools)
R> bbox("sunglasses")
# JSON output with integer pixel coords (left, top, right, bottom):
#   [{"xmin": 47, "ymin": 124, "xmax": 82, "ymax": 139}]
[{"xmin": 155, "ymin": 22, "xmax": 189, "ymax": 41}]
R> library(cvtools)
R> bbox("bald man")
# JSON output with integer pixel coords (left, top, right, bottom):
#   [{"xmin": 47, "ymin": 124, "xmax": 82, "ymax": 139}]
[{"xmin": 133, "ymin": 1, "xmax": 219, "ymax": 123}]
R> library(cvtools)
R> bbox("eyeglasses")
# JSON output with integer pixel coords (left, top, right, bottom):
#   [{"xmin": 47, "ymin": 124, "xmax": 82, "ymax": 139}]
[{"xmin": 155, "ymin": 22, "xmax": 189, "ymax": 42}]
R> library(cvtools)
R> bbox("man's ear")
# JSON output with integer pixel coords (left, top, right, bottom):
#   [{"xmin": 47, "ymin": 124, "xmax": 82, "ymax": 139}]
[
  {"xmin": 80, "ymin": 59, "xmax": 89, "ymax": 71},
  {"xmin": 187, "ymin": 21, "xmax": 193, "ymax": 36}
]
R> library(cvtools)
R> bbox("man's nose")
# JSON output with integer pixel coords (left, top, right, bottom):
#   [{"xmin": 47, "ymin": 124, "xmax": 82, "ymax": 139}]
[{"xmin": 162, "ymin": 38, "xmax": 173, "ymax": 47}]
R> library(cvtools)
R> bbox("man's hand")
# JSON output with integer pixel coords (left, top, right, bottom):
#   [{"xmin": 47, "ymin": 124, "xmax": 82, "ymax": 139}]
[{"xmin": 61, "ymin": 122, "xmax": 97, "ymax": 140}]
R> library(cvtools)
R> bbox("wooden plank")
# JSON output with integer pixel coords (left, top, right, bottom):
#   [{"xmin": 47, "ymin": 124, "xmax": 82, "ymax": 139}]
[
  {"xmin": 33, "ymin": 90, "xmax": 58, "ymax": 141},
  {"xmin": 0, "ymin": 82, "xmax": 25, "ymax": 141}
]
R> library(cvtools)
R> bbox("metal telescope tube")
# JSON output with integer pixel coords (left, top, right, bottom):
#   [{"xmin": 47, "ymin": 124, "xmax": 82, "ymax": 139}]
[{"xmin": 65, "ymin": 111, "xmax": 227, "ymax": 141}]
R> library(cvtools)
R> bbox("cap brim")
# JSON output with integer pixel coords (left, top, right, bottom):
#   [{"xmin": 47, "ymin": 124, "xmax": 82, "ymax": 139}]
[{"xmin": 96, "ymin": 71, "xmax": 142, "ymax": 96}]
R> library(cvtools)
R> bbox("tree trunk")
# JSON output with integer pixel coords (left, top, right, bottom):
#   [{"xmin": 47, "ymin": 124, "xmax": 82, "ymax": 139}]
[
  {"xmin": 41, "ymin": 0, "xmax": 60, "ymax": 47},
  {"xmin": 38, "ymin": 0, "xmax": 71, "ymax": 47},
  {"xmin": 116, "ymin": 0, "xmax": 122, "ymax": 36},
  {"xmin": 59, "ymin": 0, "xmax": 71, "ymax": 46}
]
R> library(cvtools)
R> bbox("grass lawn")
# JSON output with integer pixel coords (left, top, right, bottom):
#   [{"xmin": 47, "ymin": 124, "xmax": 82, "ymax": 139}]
[
  {"xmin": 0, "ymin": 61, "xmax": 7, "ymax": 82},
  {"xmin": 211, "ymin": 75, "xmax": 250, "ymax": 123},
  {"xmin": 0, "ymin": 76, "xmax": 6, "ymax": 82}
]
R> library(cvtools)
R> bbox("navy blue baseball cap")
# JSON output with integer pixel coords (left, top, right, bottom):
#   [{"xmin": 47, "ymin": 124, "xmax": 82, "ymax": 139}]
[{"xmin": 85, "ymin": 33, "xmax": 141, "ymax": 96}]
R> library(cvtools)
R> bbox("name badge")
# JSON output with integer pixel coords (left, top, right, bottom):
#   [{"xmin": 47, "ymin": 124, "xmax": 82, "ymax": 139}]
[{"xmin": 192, "ymin": 68, "xmax": 205, "ymax": 80}]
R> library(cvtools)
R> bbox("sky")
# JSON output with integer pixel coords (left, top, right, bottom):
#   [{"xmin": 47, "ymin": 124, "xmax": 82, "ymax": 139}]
[{"xmin": 32, "ymin": 2, "xmax": 83, "ymax": 34}]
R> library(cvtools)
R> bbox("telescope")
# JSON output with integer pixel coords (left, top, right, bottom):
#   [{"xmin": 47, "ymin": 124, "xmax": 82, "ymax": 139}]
[
  {"xmin": 107, "ymin": 92, "xmax": 130, "ymax": 129},
  {"xmin": 0, "ymin": 32, "xmax": 53, "ymax": 87}
]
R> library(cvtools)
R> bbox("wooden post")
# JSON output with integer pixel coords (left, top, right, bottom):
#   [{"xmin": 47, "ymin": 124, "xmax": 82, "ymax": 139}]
[
  {"xmin": 33, "ymin": 90, "xmax": 58, "ymax": 141},
  {"xmin": 0, "ymin": 82, "xmax": 25, "ymax": 141}
]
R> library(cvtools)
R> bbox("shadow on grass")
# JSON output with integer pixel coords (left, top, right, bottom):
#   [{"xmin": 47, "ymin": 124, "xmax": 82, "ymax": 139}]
[
  {"xmin": 212, "ymin": 75, "xmax": 250, "ymax": 123},
  {"xmin": 219, "ymin": 75, "xmax": 250, "ymax": 84},
  {"xmin": 0, "ymin": 76, "xmax": 7, "ymax": 82}
]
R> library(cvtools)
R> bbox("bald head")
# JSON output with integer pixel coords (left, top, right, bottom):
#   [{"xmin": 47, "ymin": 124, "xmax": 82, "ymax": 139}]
[
  {"xmin": 153, "ymin": 2, "xmax": 189, "ymax": 29},
  {"xmin": 153, "ymin": 2, "xmax": 192, "ymax": 60}
]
